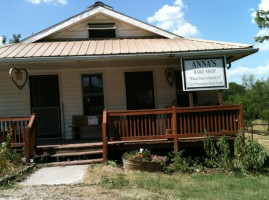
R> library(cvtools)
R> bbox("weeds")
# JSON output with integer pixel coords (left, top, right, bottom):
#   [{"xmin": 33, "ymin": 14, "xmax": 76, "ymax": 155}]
[
  {"xmin": 100, "ymin": 174, "xmax": 129, "ymax": 189},
  {"xmin": 0, "ymin": 128, "xmax": 23, "ymax": 178}
]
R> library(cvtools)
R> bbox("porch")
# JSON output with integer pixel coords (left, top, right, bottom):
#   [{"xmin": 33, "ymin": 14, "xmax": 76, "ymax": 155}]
[{"xmin": 1, "ymin": 103, "xmax": 244, "ymax": 164}]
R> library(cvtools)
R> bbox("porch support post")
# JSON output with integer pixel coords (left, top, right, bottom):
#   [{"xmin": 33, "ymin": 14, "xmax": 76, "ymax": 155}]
[
  {"xmin": 189, "ymin": 92, "xmax": 194, "ymax": 107},
  {"xmin": 102, "ymin": 109, "xmax": 108, "ymax": 162},
  {"xmin": 219, "ymin": 90, "xmax": 224, "ymax": 106},
  {"xmin": 172, "ymin": 106, "xmax": 178, "ymax": 153}
]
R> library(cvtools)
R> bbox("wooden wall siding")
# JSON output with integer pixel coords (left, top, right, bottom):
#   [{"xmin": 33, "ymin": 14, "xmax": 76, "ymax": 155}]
[
  {"xmin": 0, "ymin": 72, "xmax": 30, "ymax": 117},
  {"xmin": 46, "ymin": 14, "xmax": 158, "ymax": 40}
]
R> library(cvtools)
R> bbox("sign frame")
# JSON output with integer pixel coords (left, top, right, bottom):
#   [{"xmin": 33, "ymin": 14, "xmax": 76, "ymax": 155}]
[{"xmin": 181, "ymin": 56, "xmax": 228, "ymax": 91}]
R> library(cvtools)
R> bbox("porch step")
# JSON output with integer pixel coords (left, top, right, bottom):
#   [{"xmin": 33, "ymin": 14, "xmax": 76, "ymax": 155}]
[
  {"xmin": 44, "ymin": 158, "xmax": 104, "ymax": 166},
  {"xmin": 35, "ymin": 150, "xmax": 103, "ymax": 159}
]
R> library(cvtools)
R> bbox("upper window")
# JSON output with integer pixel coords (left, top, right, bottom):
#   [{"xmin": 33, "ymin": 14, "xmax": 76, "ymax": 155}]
[{"xmin": 87, "ymin": 23, "xmax": 116, "ymax": 39}]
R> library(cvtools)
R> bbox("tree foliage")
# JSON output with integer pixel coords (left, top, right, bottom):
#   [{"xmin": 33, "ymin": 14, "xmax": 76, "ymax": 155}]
[
  {"xmin": 223, "ymin": 75, "xmax": 269, "ymax": 123},
  {"xmin": 1, "ymin": 34, "xmax": 21, "ymax": 45},
  {"xmin": 254, "ymin": 10, "xmax": 269, "ymax": 43}
]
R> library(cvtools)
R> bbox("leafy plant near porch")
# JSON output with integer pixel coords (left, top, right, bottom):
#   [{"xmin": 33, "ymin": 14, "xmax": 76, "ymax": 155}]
[
  {"xmin": 203, "ymin": 130, "xmax": 267, "ymax": 172},
  {"xmin": 0, "ymin": 128, "xmax": 23, "ymax": 177}
]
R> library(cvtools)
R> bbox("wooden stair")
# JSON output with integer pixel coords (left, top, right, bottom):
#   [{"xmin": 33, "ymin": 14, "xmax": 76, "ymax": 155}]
[{"xmin": 35, "ymin": 142, "xmax": 104, "ymax": 165}]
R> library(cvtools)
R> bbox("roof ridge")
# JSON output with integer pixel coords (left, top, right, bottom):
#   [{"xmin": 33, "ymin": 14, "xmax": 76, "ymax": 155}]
[{"xmin": 182, "ymin": 37, "xmax": 253, "ymax": 47}]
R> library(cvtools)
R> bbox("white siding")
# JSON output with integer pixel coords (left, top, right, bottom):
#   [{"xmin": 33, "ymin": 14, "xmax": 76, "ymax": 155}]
[
  {"xmin": 0, "ymin": 72, "xmax": 30, "ymax": 116},
  {"xmin": 47, "ymin": 14, "xmax": 158, "ymax": 40}
]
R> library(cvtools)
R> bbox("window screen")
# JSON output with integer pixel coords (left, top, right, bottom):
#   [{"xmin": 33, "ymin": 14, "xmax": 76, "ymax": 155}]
[
  {"xmin": 88, "ymin": 23, "xmax": 116, "ymax": 39},
  {"xmin": 82, "ymin": 74, "xmax": 104, "ymax": 115}
]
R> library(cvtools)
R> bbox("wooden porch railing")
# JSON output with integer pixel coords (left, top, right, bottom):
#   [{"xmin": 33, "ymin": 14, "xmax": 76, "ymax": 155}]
[
  {"xmin": 0, "ymin": 114, "xmax": 36, "ymax": 163},
  {"xmin": 102, "ymin": 103, "xmax": 244, "ymax": 161}
]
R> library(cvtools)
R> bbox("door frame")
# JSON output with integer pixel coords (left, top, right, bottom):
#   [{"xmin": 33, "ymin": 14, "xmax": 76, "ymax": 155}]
[{"xmin": 29, "ymin": 73, "xmax": 64, "ymax": 139}]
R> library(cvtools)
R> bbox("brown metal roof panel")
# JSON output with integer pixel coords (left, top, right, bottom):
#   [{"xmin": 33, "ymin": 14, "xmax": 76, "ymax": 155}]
[
  {"xmin": 112, "ymin": 40, "xmax": 120, "ymax": 54},
  {"xmin": 42, "ymin": 42, "xmax": 60, "ymax": 56},
  {"xmin": 134, "ymin": 39, "xmax": 145, "ymax": 53},
  {"xmin": 15, "ymin": 43, "xmax": 37, "ymax": 57},
  {"xmin": 32, "ymin": 42, "xmax": 52, "ymax": 57},
  {"xmin": 150, "ymin": 39, "xmax": 163, "ymax": 52},
  {"xmin": 6, "ymin": 43, "xmax": 28, "ymax": 58},
  {"xmin": 60, "ymin": 42, "xmax": 75, "ymax": 56},
  {"xmin": 127, "ymin": 39, "xmax": 138, "ymax": 53},
  {"xmin": 86, "ymin": 41, "xmax": 97, "ymax": 55},
  {"xmin": 24, "ymin": 43, "xmax": 44, "ymax": 57},
  {"xmin": 95, "ymin": 40, "xmax": 105, "ymax": 54},
  {"xmin": 78, "ymin": 41, "xmax": 90, "ymax": 55},
  {"xmin": 0, "ymin": 44, "xmax": 20, "ymax": 58},
  {"xmin": 187, "ymin": 40, "xmax": 207, "ymax": 50},
  {"xmin": 141, "ymin": 39, "xmax": 154, "ymax": 53},
  {"xmin": 179, "ymin": 40, "xmax": 198, "ymax": 51},
  {"xmin": 69, "ymin": 41, "xmax": 83, "ymax": 56},
  {"xmin": 119, "ymin": 39, "xmax": 128, "ymax": 54},
  {"xmin": 104, "ymin": 40, "xmax": 113, "ymax": 54},
  {"xmin": 166, "ymin": 39, "xmax": 183, "ymax": 51},
  {"xmin": 51, "ymin": 42, "xmax": 67, "ymax": 56},
  {"xmin": 158, "ymin": 39, "xmax": 172, "ymax": 52}
]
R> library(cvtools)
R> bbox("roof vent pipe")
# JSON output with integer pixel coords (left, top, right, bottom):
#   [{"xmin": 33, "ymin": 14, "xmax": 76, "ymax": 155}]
[{"xmin": 87, "ymin": 1, "xmax": 113, "ymax": 10}]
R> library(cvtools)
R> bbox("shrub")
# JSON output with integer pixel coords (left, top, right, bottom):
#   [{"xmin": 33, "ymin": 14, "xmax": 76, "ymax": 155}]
[{"xmin": 0, "ymin": 128, "xmax": 22, "ymax": 177}]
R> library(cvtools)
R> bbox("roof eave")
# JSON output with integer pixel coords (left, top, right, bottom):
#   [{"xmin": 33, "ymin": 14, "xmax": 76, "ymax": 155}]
[{"xmin": 0, "ymin": 48, "xmax": 258, "ymax": 64}]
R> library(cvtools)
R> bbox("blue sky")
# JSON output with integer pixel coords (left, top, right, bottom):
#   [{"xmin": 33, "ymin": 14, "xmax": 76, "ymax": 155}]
[{"xmin": 0, "ymin": 0, "xmax": 268, "ymax": 84}]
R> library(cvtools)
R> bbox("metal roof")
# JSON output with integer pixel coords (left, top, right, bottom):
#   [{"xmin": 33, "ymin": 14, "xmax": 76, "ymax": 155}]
[{"xmin": 0, "ymin": 38, "xmax": 254, "ymax": 59}]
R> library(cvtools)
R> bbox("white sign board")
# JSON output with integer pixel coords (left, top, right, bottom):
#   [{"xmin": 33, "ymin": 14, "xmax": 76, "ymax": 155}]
[{"xmin": 181, "ymin": 57, "xmax": 228, "ymax": 91}]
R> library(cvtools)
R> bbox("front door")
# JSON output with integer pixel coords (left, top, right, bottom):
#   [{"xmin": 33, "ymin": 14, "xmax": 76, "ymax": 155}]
[
  {"xmin": 125, "ymin": 71, "xmax": 155, "ymax": 110},
  {"xmin": 29, "ymin": 75, "xmax": 61, "ymax": 138}
]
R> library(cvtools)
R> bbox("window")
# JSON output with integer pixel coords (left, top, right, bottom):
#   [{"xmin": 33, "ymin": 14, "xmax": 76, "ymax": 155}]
[
  {"xmin": 82, "ymin": 74, "xmax": 104, "ymax": 115},
  {"xmin": 87, "ymin": 23, "xmax": 116, "ymax": 39}
]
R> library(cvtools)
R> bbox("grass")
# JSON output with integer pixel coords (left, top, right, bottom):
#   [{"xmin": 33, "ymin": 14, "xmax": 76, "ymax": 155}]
[
  {"xmin": 82, "ymin": 160, "xmax": 269, "ymax": 200},
  {"xmin": 81, "ymin": 133, "xmax": 269, "ymax": 200}
]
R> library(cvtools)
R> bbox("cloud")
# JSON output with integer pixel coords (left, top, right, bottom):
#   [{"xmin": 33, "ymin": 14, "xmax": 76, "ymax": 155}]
[
  {"xmin": 227, "ymin": 61, "xmax": 269, "ymax": 83},
  {"xmin": 26, "ymin": 0, "xmax": 67, "ymax": 5},
  {"xmin": 147, "ymin": 0, "xmax": 201, "ymax": 38}
]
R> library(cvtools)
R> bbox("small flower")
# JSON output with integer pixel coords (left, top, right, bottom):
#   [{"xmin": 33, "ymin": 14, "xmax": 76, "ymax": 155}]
[{"xmin": 139, "ymin": 148, "xmax": 144, "ymax": 153}]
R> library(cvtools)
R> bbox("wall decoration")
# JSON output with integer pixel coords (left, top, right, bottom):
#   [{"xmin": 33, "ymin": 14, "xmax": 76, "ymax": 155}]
[
  {"xmin": 165, "ymin": 68, "xmax": 175, "ymax": 86},
  {"xmin": 9, "ymin": 67, "xmax": 29, "ymax": 90}
]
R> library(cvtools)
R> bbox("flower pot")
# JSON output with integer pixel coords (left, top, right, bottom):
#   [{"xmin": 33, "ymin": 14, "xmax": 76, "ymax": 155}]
[{"xmin": 122, "ymin": 157, "xmax": 163, "ymax": 172}]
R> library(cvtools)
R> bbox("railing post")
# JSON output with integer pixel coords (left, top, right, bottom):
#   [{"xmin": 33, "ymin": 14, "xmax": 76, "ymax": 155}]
[
  {"xmin": 172, "ymin": 106, "xmax": 178, "ymax": 153},
  {"xmin": 189, "ymin": 92, "xmax": 194, "ymax": 107},
  {"xmin": 102, "ymin": 109, "xmax": 108, "ymax": 162},
  {"xmin": 219, "ymin": 90, "xmax": 224, "ymax": 106},
  {"xmin": 238, "ymin": 102, "xmax": 245, "ymax": 144},
  {"xmin": 25, "ymin": 127, "xmax": 30, "ymax": 163}
]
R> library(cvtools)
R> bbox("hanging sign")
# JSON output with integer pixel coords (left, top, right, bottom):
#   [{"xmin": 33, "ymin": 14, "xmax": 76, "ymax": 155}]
[
  {"xmin": 9, "ymin": 67, "xmax": 29, "ymax": 90},
  {"xmin": 181, "ymin": 57, "xmax": 228, "ymax": 91}
]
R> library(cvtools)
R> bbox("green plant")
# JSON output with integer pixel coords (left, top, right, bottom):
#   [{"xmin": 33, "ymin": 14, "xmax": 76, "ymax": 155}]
[
  {"xmin": 168, "ymin": 151, "xmax": 190, "ymax": 173},
  {"xmin": 203, "ymin": 130, "xmax": 218, "ymax": 167},
  {"xmin": 216, "ymin": 136, "xmax": 233, "ymax": 170},
  {"xmin": 106, "ymin": 160, "xmax": 117, "ymax": 167},
  {"xmin": 123, "ymin": 149, "xmax": 167, "ymax": 164},
  {"xmin": 100, "ymin": 174, "xmax": 129, "ymax": 189},
  {"xmin": 0, "ymin": 128, "xmax": 23, "ymax": 177}
]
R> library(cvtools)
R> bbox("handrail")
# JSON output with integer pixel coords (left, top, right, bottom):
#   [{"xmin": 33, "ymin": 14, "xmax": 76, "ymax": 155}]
[
  {"xmin": 102, "ymin": 109, "xmax": 108, "ymax": 162},
  {"xmin": 0, "ymin": 116, "xmax": 31, "ymax": 122},
  {"xmin": 27, "ymin": 113, "xmax": 36, "ymax": 128}
]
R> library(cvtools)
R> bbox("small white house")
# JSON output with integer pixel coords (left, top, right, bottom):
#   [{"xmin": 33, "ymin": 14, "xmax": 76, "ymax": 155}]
[{"xmin": 0, "ymin": 2, "xmax": 258, "ymax": 140}]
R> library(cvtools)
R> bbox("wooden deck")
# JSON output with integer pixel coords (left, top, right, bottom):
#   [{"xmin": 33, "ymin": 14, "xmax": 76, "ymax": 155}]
[{"xmin": 1, "ymin": 103, "xmax": 244, "ymax": 164}]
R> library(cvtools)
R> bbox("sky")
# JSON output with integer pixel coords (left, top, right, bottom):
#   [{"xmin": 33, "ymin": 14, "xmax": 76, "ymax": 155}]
[{"xmin": 0, "ymin": 0, "xmax": 268, "ymax": 84}]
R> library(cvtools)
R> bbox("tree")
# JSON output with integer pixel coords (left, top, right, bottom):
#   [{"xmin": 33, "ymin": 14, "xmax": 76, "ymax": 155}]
[
  {"xmin": 1, "ymin": 34, "xmax": 21, "ymax": 45},
  {"xmin": 254, "ymin": 10, "xmax": 269, "ymax": 43}
]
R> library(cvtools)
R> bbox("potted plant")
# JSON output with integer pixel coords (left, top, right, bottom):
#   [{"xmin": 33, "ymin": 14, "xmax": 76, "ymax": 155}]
[{"xmin": 122, "ymin": 149, "xmax": 167, "ymax": 172}]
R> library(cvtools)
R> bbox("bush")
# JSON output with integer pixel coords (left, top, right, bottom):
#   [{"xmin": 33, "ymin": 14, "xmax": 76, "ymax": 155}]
[{"xmin": 0, "ymin": 128, "xmax": 23, "ymax": 177}]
